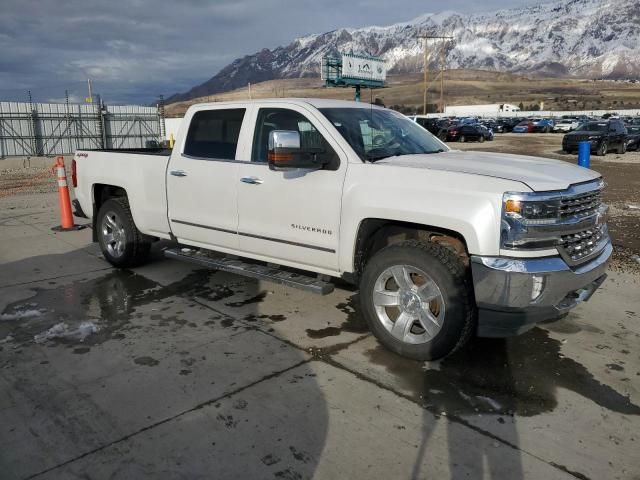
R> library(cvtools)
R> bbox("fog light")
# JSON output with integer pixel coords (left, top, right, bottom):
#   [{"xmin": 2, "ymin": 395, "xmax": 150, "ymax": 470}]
[{"xmin": 531, "ymin": 275, "xmax": 545, "ymax": 301}]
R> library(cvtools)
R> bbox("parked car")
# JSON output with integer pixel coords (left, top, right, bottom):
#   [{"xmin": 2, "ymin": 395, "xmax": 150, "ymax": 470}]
[
  {"xmin": 512, "ymin": 120, "xmax": 534, "ymax": 133},
  {"xmin": 481, "ymin": 120, "xmax": 504, "ymax": 133},
  {"xmin": 455, "ymin": 124, "xmax": 492, "ymax": 143},
  {"xmin": 437, "ymin": 124, "xmax": 460, "ymax": 142},
  {"xmin": 71, "ymin": 98, "xmax": 612, "ymax": 361},
  {"xmin": 477, "ymin": 124, "xmax": 494, "ymax": 140},
  {"xmin": 532, "ymin": 118, "xmax": 555, "ymax": 133},
  {"xmin": 412, "ymin": 117, "xmax": 441, "ymax": 136},
  {"xmin": 553, "ymin": 119, "xmax": 580, "ymax": 133},
  {"xmin": 562, "ymin": 120, "xmax": 627, "ymax": 155},
  {"xmin": 625, "ymin": 124, "xmax": 640, "ymax": 151},
  {"xmin": 496, "ymin": 118, "xmax": 521, "ymax": 132}
]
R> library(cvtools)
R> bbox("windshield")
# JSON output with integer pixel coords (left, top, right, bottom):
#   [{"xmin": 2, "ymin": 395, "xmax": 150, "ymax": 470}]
[
  {"xmin": 319, "ymin": 108, "xmax": 448, "ymax": 162},
  {"xmin": 576, "ymin": 122, "xmax": 608, "ymax": 132}
]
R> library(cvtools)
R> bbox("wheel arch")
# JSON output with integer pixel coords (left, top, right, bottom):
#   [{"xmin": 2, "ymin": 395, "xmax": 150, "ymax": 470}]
[{"xmin": 350, "ymin": 218, "xmax": 470, "ymax": 281}]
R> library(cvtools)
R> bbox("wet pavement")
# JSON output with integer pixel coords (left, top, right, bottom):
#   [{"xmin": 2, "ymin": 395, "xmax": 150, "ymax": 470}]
[{"xmin": 0, "ymin": 191, "xmax": 639, "ymax": 479}]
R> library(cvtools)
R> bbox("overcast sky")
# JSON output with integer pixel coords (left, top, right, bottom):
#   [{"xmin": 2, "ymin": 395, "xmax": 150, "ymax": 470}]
[{"xmin": 0, "ymin": 0, "xmax": 541, "ymax": 105}]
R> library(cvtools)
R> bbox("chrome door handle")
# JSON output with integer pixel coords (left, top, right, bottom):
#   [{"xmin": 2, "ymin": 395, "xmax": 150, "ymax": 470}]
[
  {"xmin": 170, "ymin": 170, "xmax": 187, "ymax": 177},
  {"xmin": 240, "ymin": 176, "xmax": 263, "ymax": 185}
]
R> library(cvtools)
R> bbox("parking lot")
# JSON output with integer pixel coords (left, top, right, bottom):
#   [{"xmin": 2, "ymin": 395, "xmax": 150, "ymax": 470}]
[{"xmin": 1, "ymin": 136, "xmax": 639, "ymax": 479}]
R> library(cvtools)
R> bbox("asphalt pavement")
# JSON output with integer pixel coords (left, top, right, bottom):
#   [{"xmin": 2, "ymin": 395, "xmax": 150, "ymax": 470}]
[{"xmin": 1, "ymin": 190, "xmax": 638, "ymax": 479}]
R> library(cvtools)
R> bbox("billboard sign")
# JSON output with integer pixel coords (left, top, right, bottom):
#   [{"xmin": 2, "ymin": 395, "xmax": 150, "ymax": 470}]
[{"xmin": 341, "ymin": 54, "xmax": 386, "ymax": 83}]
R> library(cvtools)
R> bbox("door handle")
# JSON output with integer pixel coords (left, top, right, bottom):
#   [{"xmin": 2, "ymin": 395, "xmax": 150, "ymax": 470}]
[
  {"xmin": 240, "ymin": 176, "xmax": 263, "ymax": 185},
  {"xmin": 170, "ymin": 170, "xmax": 187, "ymax": 177}
]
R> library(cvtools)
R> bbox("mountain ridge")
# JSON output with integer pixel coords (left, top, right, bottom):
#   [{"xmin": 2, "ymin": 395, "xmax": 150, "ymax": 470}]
[{"xmin": 166, "ymin": 0, "xmax": 640, "ymax": 104}]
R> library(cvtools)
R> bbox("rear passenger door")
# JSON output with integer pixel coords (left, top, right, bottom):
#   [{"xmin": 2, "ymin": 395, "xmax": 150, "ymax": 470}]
[{"xmin": 167, "ymin": 106, "xmax": 251, "ymax": 251}]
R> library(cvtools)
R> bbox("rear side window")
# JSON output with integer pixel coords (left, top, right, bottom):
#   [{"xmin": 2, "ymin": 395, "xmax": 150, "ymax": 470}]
[{"xmin": 184, "ymin": 109, "xmax": 245, "ymax": 160}]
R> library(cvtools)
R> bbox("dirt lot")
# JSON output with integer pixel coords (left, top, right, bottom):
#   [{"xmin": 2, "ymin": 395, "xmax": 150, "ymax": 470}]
[{"xmin": 0, "ymin": 147, "xmax": 639, "ymax": 479}]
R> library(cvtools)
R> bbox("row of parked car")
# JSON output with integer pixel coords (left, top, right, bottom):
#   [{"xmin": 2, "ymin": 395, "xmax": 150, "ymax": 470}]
[
  {"xmin": 410, "ymin": 114, "xmax": 640, "ymax": 152},
  {"xmin": 410, "ymin": 117, "xmax": 497, "ymax": 143}
]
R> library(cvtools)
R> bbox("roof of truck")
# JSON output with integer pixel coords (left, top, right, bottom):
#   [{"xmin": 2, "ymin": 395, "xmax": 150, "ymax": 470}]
[{"xmin": 188, "ymin": 98, "xmax": 386, "ymax": 110}]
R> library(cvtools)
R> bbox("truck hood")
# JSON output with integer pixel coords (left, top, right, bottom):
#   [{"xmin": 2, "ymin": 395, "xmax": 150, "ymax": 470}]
[{"xmin": 375, "ymin": 150, "xmax": 600, "ymax": 192}]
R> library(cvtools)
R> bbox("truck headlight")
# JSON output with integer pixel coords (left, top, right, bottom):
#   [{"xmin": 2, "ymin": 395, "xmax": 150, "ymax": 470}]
[{"xmin": 501, "ymin": 193, "xmax": 562, "ymax": 249}]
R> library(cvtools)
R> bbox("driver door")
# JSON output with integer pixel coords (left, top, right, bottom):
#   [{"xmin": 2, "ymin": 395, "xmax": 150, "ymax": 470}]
[{"xmin": 236, "ymin": 104, "xmax": 346, "ymax": 273}]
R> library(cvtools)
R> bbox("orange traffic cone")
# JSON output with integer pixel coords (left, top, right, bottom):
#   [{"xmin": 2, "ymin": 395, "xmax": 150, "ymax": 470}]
[{"xmin": 52, "ymin": 156, "xmax": 86, "ymax": 232}]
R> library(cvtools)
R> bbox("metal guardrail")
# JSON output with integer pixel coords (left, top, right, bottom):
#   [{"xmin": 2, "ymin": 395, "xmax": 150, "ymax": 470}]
[{"xmin": 0, "ymin": 101, "xmax": 163, "ymax": 158}]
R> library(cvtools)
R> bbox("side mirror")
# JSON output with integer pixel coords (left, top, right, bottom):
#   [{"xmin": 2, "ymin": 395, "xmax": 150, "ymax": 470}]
[{"xmin": 268, "ymin": 130, "xmax": 327, "ymax": 170}]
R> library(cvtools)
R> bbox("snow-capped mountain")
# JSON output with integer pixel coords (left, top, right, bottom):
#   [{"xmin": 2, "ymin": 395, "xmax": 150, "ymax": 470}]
[{"xmin": 167, "ymin": 0, "xmax": 640, "ymax": 103}]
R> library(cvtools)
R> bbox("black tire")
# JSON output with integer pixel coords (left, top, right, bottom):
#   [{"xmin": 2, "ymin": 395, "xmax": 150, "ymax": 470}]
[
  {"xmin": 479, "ymin": 135, "xmax": 485, "ymax": 143},
  {"xmin": 96, "ymin": 197, "xmax": 151, "ymax": 268},
  {"xmin": 459, "ymin": 135, "xmax": 466, "ymax": 143},
  {"xmin": 618, "ymin": 142, "xmax": 626, "ymax": 154},
  {"xmin": 596, "ymin": 141, "xmax": 607, "ymax": 156},
  {"xmin": 359, "ymin": 240, "xmax": 475, "ymax": 361}
]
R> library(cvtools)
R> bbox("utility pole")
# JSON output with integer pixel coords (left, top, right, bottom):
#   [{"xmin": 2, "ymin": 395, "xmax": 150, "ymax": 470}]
[
  {"xmin": 440, "ymin": 42, "xmax": 445, "ymax": 113},
  {"xmin": 417, "ymin": 34, "xmax": 453, "ymax": 115},
  {"xmin": 87, "ymin": 78, "xmax": 93, "ymax": 103}
]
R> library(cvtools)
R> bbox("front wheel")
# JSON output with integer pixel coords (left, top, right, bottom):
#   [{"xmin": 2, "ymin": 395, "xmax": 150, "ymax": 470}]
[
  {"xmin": 459, "ymin": 135, "xmax": 466, "ymax": 143},
  {"xmin": 359, "ymin": 241, "xmax": 475, "ymax": 361},
  {"xmin": 596, "ymin": 141, "xmax": 608, "ymax": 156},
  {"xmin": 479, "ymin": 135, "xmax": 485, "ymax": 143},
  {"xmin": 97, "ymin": 197, "xmax": 151, "ymax": 268}
]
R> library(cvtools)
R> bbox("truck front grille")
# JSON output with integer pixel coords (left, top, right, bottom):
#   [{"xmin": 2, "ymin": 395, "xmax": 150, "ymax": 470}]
[
  {"xmin": 558, "ymin": 224, "xmax": 607, "ymax": 265},
  {"xmin": 559, "ymin": 190, "xmax": 601, "ymax": 220}
]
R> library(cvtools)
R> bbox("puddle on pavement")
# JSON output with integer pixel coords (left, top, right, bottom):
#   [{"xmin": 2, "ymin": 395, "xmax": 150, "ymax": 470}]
[
  {"xmin": 365, "ymin": 327, "xmax": 640, "ymax": 417},
  {"xmin": 305, "ymin": 294, "xmax": 369, "ymax": 339},
  {"xmin": 0, "ymin": 269, "xmax": 233, "ymax": 349}
]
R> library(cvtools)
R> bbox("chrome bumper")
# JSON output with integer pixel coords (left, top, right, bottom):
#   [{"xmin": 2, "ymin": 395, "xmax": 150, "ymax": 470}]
[{"xmin": 470, "ymin": 241, "xmax": 612, "ymax": 337}]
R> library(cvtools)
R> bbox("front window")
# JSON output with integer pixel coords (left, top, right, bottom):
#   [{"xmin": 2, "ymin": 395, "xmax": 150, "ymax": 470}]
[
  {"xmin": 251, "ymin": 108, "xmax": 339, "ymax": 167},
  {"xmin": 319, "ymin": 108, "xmax": 447, "ymax": 162}
]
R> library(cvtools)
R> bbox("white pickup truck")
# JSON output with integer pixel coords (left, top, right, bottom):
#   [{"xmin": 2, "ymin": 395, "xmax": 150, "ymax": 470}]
[{"xmin": 72, "ymin": 99, "xmax": 611, "ymax": 360}]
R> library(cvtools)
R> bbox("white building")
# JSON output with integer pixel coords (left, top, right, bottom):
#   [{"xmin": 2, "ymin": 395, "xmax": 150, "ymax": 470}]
[{"xmin": 443, "ymin": 103, "xmax": 521, "ymax": 116}]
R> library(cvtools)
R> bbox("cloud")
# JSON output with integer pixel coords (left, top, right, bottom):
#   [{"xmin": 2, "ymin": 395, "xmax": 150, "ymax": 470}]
[{"xmin": 0, "ymin": 0, "xmax": 541, "ymax": 105}]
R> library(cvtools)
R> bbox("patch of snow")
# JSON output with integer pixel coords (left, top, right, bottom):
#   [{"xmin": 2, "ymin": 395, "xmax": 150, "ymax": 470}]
[
  {"xmin": 34, "ymin": 321, "xmax": 100, "ymax": 344},
  {"xmin": 1, "ymin": 309, "xmax": 45, "ymax": 321}
]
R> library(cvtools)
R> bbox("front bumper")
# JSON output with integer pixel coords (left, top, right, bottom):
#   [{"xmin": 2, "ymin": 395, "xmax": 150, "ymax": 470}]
[{"xmin": 470, "ymin": 241, "xmax": 612, "ymax": 337}]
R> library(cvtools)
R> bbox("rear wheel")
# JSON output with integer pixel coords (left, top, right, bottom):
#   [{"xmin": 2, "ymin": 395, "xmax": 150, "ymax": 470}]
[
  {"xmin": 97, "ymin": 197, "xmax": 151, "ymax": 268},
  {"xmin": 360, "ymin": 241, "xmax": 475, "ymax": 361},
  {"xmin": 617, "ymin": 142, "xmax": 626, "ymax": 154},
  {"xmin": 479, "ymin": 135, "xmax": 485, "ymax": 143},
  {"xmin": 459, "ymin": 135, "xmax": 466, "ymax": 143}
]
